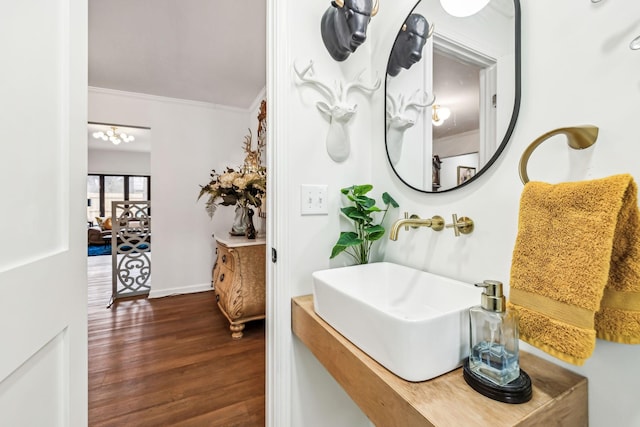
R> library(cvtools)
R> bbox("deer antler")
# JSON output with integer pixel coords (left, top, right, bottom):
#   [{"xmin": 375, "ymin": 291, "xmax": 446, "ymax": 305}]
[
  {"xmin": 386, "ymin": 93, "xmax": 400, "ymax": 117},
  {"xmin": 294, "ymin": 61, "xmax": 381, "ymax": 108},
  {"xmin": 402, "ymin": 90, "xmax": 435, "ymax": 113},
  {"xmin": 341, "ymin": 69, "xmax": 381, "ymax": 103},
  {"xmin": 292, "ymin": 60, "xmax": 382, "ymax": 163},
  {"xmin": 387, "ymin": 90, "xmax": 434, "ymax": 117},
  {"xmin": 293, "ymin": 60, "xmax": 338, "ymax": 104}
]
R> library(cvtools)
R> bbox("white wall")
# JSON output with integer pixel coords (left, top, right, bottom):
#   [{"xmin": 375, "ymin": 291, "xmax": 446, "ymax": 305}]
[
  {"xmin": 268, "ymin": 0, "xmax": 378, "ymax": 425},
  {"xmin": 88, "ymin": 149, "xmax": 150, "ymax": 175},
  {"xmin": 433, "ymin": 129, "xmax": 479, "ymax": 159},
  {"xmin": 271, "ymin": 1, "xmax": 640, "ymax": 426},
  {"xmin": 375, "ymin": 1, "xmax": 640, "ymax": 426},
  {"xmin": 89, "ymin": 87, "xmax": 252, "ymax": 298},
  {"xmin": 440, "ymin": 151, "xmax": 480, "ymax": 190}
]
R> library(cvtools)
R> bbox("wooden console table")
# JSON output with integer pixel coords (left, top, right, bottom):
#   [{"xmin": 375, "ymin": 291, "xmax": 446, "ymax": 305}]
[
  {"xmin": 212, "ymin": 236, "xmax": 266, "ymax": 339},
  {"xmin": 292, "ymin": 295, "xmax": 588, "ymax": 427}
]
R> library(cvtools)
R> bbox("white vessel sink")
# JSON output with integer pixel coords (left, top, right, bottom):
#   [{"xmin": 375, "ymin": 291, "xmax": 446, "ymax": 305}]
[{"xmin": 312, "ymin": 262, "xmax": 481, "ymax": 382}]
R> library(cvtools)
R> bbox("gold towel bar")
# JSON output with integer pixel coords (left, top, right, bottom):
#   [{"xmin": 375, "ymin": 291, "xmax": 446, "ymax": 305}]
[{"xmin": 519, "ymin": 125, "xmax": 599, "ymax": 184}]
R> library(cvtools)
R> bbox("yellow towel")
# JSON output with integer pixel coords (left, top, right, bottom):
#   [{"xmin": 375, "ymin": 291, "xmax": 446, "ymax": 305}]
[{"xmin": 508, "ymin": 174, "xmax": 640, "ymax": 366}]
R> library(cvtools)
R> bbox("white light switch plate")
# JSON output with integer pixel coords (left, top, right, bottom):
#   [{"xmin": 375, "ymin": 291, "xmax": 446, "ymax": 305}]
[{"xmin": 300, "ymin": 184, "xmax": 328, "ymax": 215}]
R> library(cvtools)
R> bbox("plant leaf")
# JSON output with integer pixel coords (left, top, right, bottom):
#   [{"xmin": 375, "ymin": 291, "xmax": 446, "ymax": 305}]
[
  {"xmin": 335, "ymin": 231, "xmax": 362, "ymax": 247},
  {"xmin": 345, "ymin": 194, "xmax": 357, "ymax": 203},
  {"xmin": 330, "ymin": 232, "xmax": 363, "ymax": 259},
  {"xmin": 330, "ymin": 245, "xmax": 346, "ymax": 259},
  {"xmin": 352, "ymin": 184, "xmax": 373, "ymax": 195},
  {"xmin": 341, "ymin": 206, "xmax": 369, "ymax": 222},
  {"xmin": 352, "ymin": 195, "xmax": 376, "ymax": 209},
  {"xmin": 340, "ymin": 185, "xmax": 355, "ymax": 195},
  {"xmin": 382, "ymin": 192, "xmax": 399, "ymax": 208},
  {"xmin": 197, "ymin": 186, "xmax": 208, "ymax": 201},
  {"xmin": 364, "ymin": 224, "xmax": 385, "ymax": 241}
]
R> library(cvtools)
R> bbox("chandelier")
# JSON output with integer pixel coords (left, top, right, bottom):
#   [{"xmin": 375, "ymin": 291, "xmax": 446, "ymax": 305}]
[
  {"xmin": 92, "ymin": 127, "xmax": 135, "ymax": 145},
  {"xmin": 432, "ymin": 105, "xmax": 451, "ymax": 127}
]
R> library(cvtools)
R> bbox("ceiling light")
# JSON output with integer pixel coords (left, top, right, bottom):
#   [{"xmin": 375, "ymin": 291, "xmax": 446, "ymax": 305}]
[
  {"xmin": 439, "ymin": 0, "xmax": 490, "ymax": 17},
  {"xmin": 432, "ymin": 105, "xmax": 451, "ymax": 127},
  {"xmin": 92, "ymin": 127, "xmax": 135, "ymax": 145}
]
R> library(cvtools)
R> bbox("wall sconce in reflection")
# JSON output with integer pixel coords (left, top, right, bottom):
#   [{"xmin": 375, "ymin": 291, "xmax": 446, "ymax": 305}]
[
  {"xmin": 432, "ymin": 105, "xmax": 451, "ymax": 126},
  {"xmin": 440, "ymin": 0, "xmax": 490, "ymax": 17}
]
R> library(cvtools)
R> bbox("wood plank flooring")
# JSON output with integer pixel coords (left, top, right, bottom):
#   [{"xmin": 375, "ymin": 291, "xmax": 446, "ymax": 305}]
[{"xmin": 88, "ymin": 255, "xmax": 265, "ymax": 426}]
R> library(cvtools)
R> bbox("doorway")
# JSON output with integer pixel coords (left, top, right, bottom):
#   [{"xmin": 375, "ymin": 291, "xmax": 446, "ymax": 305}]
[
  {"xmin": 86, "ymin": 123, "xmax": 152, "ymax": 306},
  {"xmin": 431, "ymin": 34, "xmax": 498, "ymax": 191}
]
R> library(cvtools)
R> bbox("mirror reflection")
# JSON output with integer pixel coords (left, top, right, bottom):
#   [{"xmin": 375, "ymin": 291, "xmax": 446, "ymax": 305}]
[{"xmin": 385, "ymin": 0, "xmax": 520, "ymax": 192}]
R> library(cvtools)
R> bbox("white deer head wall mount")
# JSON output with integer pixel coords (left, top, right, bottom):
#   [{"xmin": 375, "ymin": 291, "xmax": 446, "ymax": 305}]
[
  {"xmin": 293, "ymin": 60, "xmax": 381, "ymax": 162},
  {"xmin": 385, "ymin": 90, "xmax": 435, "ymax": 165}
]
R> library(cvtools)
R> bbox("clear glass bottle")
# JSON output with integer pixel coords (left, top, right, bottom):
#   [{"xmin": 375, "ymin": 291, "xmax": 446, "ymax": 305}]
[{"xmin": 469, "ymin": 280, "xmax": 520, "ymax": 386}]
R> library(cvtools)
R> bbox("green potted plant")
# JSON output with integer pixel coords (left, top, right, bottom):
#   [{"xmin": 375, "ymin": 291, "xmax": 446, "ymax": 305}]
[{"xmin": 330, "ymin": 184, "xmax": 399, "ymax": 265}]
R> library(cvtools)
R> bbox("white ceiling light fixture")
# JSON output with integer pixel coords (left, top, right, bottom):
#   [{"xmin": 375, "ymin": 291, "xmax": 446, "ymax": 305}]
[
  {"xmin": 439, "ymin": 0, "xmax": 490, "ymax": 17},
  {"xmin": 432, "ymin": 105, "xmax": 451, "ymax": 127},
  {"xmin": 92, "ymin": 126, "xmax": 135, "ymax": 145}
]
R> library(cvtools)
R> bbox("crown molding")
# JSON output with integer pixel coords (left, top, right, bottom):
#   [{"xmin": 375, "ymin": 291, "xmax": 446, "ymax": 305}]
[{"xmin": 88, "ymin": 86, "xmax": 251, "ymax": 113}]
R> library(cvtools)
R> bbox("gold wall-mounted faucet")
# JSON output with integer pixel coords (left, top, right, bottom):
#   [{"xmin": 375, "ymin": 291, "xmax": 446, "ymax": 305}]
[{"xmin": 389, "ymin": 212, "xmax": 445, "ymax": 241}]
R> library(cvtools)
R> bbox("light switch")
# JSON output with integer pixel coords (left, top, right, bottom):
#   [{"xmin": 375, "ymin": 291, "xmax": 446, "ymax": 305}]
[{"xmin": 300, "ymin": 184, "xmax": 328, "ymax": 215}]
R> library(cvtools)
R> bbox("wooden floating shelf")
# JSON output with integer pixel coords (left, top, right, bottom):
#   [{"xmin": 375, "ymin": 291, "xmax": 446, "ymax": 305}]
[{"xmin": 292, "ymin": 295, "xmax": 588, "ymax": 427}]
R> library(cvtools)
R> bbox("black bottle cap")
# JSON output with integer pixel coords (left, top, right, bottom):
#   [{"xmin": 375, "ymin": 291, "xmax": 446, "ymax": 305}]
[{"xmin": 462, "ymin": 358, "xmax": 533, "ymax": 404}]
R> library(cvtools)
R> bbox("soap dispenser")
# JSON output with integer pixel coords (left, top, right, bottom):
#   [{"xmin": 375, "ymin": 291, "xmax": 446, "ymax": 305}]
[{"xmin": 468, "ymin": 280, "xmax": 520, "ymax": 386}]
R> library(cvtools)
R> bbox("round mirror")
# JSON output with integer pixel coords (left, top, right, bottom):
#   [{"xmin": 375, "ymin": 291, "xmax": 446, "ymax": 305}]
[{"xmin": 385, "ymin": 0, "xmax": 521, "ymax": 192}]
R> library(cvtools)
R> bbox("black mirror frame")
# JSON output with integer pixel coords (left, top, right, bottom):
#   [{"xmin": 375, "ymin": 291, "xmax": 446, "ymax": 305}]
[{"xmin": 384, "ymin": 0, "xmax": 521, "ymax": 193}]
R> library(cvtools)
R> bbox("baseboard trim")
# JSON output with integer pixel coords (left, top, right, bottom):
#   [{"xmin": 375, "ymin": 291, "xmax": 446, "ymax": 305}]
[{"xmin": 148, "ymin": 283, "xmax": 212, "ymax": 299}]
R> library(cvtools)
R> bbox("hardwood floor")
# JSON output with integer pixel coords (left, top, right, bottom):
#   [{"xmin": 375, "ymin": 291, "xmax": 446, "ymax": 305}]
[{"xmin": 88, "ymin": 255, "xmax": 265, "ymax": 426}]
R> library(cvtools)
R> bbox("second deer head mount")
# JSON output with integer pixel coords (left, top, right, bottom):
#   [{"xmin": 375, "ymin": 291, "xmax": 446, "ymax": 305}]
[
  {"xmin": 293, "ymin": 60, "xmax": 381, "ymax": 162},
  {"xmin": 386, "ymin": 90, "xmax": 435, "ymax": 165}
]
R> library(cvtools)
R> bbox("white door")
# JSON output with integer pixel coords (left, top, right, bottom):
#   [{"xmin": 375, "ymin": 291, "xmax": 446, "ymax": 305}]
[{"xmin": 0, "ymin": 1, "xmax": 88, "ymax": 425}]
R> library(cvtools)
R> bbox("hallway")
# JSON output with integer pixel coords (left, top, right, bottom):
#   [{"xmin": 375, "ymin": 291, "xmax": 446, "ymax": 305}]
[{"xmin": 88, "ymin": 255, "xmax": 265, "ymax": 426}]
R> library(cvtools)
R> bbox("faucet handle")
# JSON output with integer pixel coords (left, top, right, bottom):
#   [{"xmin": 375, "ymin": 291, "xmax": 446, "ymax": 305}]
[
  {"xmin": 446, "ymin": 214, "xmax": 474, "ymax": 236},
  {"xmin": 402, "ymin": 212, "xmax": 422, "ymax": 230},
  {"xmin": 403, "ymin": 212, "xmax": 410, "ymax": 231}
]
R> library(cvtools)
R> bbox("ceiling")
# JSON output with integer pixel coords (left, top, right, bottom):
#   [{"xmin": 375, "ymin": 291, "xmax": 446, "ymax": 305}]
[
  {"xmin": 88, "ymin": 0, "xmax": 267, "ymax": 109},
  {"xmin": 87, "ymin": 1, "xmax": 502, "ymax": 151},
  {"xmin": 432, "ymin": 51, "xmax": 482, "ymax": 140},
  {"xmin": 428, "ymin": 0, "xmax": 515, "ymax": 141}
]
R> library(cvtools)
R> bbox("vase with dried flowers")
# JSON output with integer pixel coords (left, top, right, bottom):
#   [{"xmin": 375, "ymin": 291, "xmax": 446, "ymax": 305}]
[
  {"xmin": 198, "ymin": 104, "xmax": 267, "ymax": 238},
  {"xmin": 198, "ymin": 164, "xmax": 266, "ymax": 235}
]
